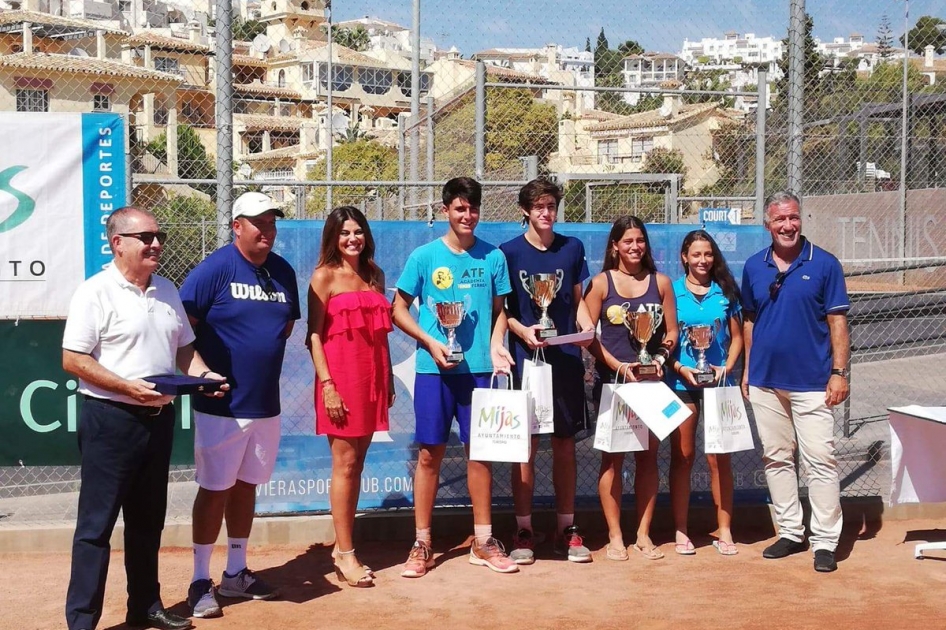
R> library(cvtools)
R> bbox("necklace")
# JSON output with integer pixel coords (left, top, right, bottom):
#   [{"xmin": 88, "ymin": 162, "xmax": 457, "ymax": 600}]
[
  {"xmin": 686, "ymin": 276, "xmax": 711, "ymax": 288},
  {"xmin": 616, "ymin": 266, "xmax": 645, "ymax": 278}
]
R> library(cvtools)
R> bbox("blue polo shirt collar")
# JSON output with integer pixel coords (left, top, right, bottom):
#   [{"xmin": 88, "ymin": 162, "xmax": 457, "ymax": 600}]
[
  {"xmin": 762, "ymin": 236, "xmax": 814, "ymax": 272},
  {"xmin": 673, "ymin": 277, "xmax": 723, "ymax": 306}
]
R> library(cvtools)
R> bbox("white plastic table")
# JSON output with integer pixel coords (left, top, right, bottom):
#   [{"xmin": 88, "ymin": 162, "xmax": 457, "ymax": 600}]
[{"xmin": 888, "ymin": 405, "xmax": 946, "ymax": 559}]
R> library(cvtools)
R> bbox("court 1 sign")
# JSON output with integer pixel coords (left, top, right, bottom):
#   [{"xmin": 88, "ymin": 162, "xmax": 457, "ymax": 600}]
[
  {"xmin": 700, "ymin": 207, "xmax": 741, "ymax": 225},
  {"xmin": 0, "ymin": 113, "xmax": 125, "ymax": 318},
  {"xmin": 0, "ymin": 320, "xmax": 195, "ymax": 466}
]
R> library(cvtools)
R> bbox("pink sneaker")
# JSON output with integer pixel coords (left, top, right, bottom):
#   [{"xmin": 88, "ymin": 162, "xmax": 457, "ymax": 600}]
[
  {"xmin": 401, "ymin": 541, "xmax": 435, "ymax": 578},
  {"xmin": 469, "ymin": 537, "xmax": 519, "ymax": 573}
]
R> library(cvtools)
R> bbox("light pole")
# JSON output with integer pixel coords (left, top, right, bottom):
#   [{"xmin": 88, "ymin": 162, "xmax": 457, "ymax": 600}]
[
  {"xmin": 898, "ymin": 0, "xmax": 909, "ymax": 271},
  {"xmin": 325, "ymin": 0, "xmax": 333, "ymax": 213}
]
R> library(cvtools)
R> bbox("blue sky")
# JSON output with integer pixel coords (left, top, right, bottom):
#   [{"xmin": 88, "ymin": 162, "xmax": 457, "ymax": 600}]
[{"xmin": 332, "ymin": 0, "xmax": 944, "ymax": 56}]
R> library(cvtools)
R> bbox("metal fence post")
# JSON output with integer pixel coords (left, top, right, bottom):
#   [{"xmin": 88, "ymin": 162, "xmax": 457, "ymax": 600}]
[
  {"xmin": 426, "ymin": 95, "xmax": 435, "ymax": 223},
  {"xmin": 397, "ymin": 113, "xmax": 406, "ymax": 220},
  {"xmin": 214, "ymin": 0, "xmax": 233, "ymax": 248},
  {"xmin": 475, "ymin": 61, "xmax": 486, "ymax": 180},
  {"xmin": 755, "ymin": 68, "xmax": 767, "ymax": 221},
  {"xmin": 325, "ymin": 3, "xmax": 334, "ymax": 213},
  {"xmin": 408, "ymin": 0, "xmax": 421, "ymax": 220},
  {"xmin": 787, "ymin": 0, "xmax": 805, "ymax": 197}
]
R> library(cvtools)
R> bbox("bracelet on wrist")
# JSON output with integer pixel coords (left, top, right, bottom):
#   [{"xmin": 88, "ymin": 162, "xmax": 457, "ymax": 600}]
[{"xmin": 321, "ymin": 378, "xmax": 334, "ymax": 386}]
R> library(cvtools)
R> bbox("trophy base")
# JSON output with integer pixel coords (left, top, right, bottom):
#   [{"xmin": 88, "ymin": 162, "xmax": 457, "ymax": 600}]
[
  {"xmin": 694, "ymin": 371, "xmax": 717, "ymax": 385},
  {"xmin": 537, "ymin": 327, "xmax": 558, "ymax": 340},
  {"xmin": 633, "ymin": 364, "xmax": 661, "ymax": 380},
  {"xmin": 446, "ymin": 351, "xmax": 464, "ymax": 364}
]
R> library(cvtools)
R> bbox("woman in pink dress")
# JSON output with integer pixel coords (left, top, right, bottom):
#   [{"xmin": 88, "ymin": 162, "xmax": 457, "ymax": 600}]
[{"xmin": 307, "ymin": 206, "xmax": 394, "ymax": 588}]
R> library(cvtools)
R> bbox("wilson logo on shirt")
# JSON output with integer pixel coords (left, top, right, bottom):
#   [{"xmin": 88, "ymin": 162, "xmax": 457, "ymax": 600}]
[{"xmin": 230, "ymin": 283, "xmax": 287, "ymax": 302}]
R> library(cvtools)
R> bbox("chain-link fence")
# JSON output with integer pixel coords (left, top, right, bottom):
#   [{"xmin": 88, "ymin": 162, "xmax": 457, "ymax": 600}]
[{"xmin": 3, "ymin": 0, "xmax": 946, "ymax": 527}]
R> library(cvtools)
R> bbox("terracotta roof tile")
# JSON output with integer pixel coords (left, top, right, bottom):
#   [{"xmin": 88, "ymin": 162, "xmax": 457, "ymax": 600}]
[
  {"xmin": 125, "ymin": 32, "xmax": 210, "ymax": 53},
  {"xmin": 234, "ymin": 113, "xmax": 308, "ymax": 132},
  {"xmin": 233, "ymin": 82, "xmax": 302, "ymax": 99},
  {"xmin": 0, "ymin": 9, "xmax": 126, "ymax": 35},
  {"xmin": 586, "ymin": 102, "xmax": 720, "ymax": 133},
  {"xmin": 0, "ymin": 52, "xmax": 182, "ymax": 82}
]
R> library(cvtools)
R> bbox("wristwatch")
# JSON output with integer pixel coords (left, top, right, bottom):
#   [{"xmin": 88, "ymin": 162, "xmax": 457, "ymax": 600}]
[{"xmin": 830, "ymin": 368, "xmax": 849, "ymax": 378}]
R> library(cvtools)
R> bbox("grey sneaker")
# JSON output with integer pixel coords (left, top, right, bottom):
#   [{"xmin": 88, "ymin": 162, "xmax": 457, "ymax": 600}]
[
  {"xmin": 187, "ymin": 579, "xmax": 222, "ymax": 618},
  {"xmin": 554, "ymin": 525, "xmax": 592, "ymax": 563},
  {"xmin": 218, "ymin": 568, "xmax": 278, "ymax": 600},
  {"xmin": 509, "ymin": 528, "xmax": 536, "ymax": 565}
]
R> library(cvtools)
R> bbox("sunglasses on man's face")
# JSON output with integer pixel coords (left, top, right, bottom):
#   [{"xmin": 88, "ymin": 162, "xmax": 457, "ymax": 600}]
[
  {"xmin": 119, "ymin": 231, "xmax": 167, "ymax": 246},
  {"xmin": 769, "ymin": 271, "xmax": 787, "ymax": 300},
  {"xmin": 255, "ymin": 266, "xmax": 276, "ymax": 295}
]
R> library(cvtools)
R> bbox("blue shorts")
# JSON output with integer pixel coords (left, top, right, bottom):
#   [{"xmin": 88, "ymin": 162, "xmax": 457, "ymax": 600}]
[{"xmin": 413, "ymin": 372, "xmax": 492, "ymax": 445}]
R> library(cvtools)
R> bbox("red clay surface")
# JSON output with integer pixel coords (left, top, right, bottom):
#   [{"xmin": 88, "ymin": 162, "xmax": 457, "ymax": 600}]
[{"xmin": 8, "ymin": 518, "xmax": 946, "ymax": 630}]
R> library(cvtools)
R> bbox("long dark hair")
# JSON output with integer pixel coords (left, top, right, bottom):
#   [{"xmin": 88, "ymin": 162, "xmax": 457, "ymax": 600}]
[
  {"xmin": 602, "ymin": 215, "xmax": 656, "ymax": 274},
  {"xmin": 317, "ymin": 206, "xmax": 383, "ymax": 290},
  {"xmin": 680, "ymin": 229, "xmax": 740, "ymax": 306}
]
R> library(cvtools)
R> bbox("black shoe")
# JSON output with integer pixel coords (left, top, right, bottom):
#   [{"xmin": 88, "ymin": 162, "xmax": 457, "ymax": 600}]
[
  {"xmin": 762, "ymin": 537, "xmax": 807, "ymax": 559},
  {"xmin": 814, "ymin": 549, "xmax": 838, "ymax": 573},
  {"xmin": 126, "ymin": 608, "xmax": 194, "ymax": 630}
]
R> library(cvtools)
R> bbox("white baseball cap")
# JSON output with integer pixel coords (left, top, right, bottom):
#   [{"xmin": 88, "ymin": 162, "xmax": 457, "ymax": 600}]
[{"xmin": 232, "ymin": 192, "xmax": 285, "ymax": 219}]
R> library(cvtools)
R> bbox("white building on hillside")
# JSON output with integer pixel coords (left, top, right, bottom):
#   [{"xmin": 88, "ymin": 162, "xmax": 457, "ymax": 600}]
[
  {"xmin": 680, "ymin": 31, "xmax": 783, "ymax": 71},
  {"xmin": 816, "ymin": 33, "xmax": 907, "ymax": 74},
  {"xmin": 621, "ymin": 52, "xmax": 685, "ymax": 106},
  {"xmin": 333, "ymin": 15, "xmax": 436, "ymax": 64},
  {"xmin": 472, "ymin": 44, "xmax": 594, "ymax": 110}
]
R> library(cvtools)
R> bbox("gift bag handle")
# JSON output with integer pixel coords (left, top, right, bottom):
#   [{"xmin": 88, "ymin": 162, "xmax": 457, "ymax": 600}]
[
  {"xmin": 532, "ymin": 346, "xmax": 546, "ymax": 364},
  {"xmin": 489, "ymin": 372, "xmax": 513, "ymax": 390},
  {"xmin": 613, "ymin": 363, "xmax": 631, "ymax": 385}
]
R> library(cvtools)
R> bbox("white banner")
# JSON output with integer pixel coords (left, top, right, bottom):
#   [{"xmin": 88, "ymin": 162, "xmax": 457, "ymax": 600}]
[{"xmin": 0, "ymin": 113, "xmax": 125, "ymax": 318}]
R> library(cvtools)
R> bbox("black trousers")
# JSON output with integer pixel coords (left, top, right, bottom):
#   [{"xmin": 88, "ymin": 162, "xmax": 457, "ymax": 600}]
[{"xmin": 65, "ymin": 398, "xmax": 175, "ymax": 630}]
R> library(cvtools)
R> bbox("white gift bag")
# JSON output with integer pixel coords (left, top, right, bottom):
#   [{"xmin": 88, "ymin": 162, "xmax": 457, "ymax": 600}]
[
  {"xmin": 614, "ymin": 380, "xmax": 690, "ymax": 442},
  {"xmin": 469, "ymin": 374, "xmax": 532, "ymax": 463},
  {"xmin": 594, "ymin": 367, "xmax": 649, "ymax": 453},
  {"xmin": 521, "ymin": 348, "xmax": 554, "ymax": 435},
  {"xmin": 703, "ymin": 373, "xmax": 754, "ymax": 453}
]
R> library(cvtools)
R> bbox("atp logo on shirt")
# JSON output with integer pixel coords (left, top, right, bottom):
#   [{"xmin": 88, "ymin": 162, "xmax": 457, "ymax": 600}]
[
  {"xmin": 230, "ymin": 283, "xmax": 287, "ymax": 303},
  {"xmin": 432, "ymin": 267, "xmax": 453, "ymax": 289}
]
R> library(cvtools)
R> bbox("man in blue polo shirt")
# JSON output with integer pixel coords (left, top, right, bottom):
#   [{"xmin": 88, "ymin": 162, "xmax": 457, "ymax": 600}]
[
  {"xmin": 180, "ymin": 192, "xmax": 300, "ymax": 617},
  {"xmin": 741, "ymin": 191, "xmax": 850, "ymax": 573}
]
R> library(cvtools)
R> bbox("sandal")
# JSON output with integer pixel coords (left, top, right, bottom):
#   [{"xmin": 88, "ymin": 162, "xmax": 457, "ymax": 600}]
[
  {"xmin": 674, "ymin": 539, "xmax": 696, "ymax": 556},
  {"xmin": 333, "ymin": 546, "xmax": 375, "ymax": 577},
  {"xmin": 333, "ymin": 549, "xmax": 374, "ymax": 588},
  {"xmin": 606, "ymin": 545, "xmax": 629, "ymax": 561},
  {"xmin": 713, "ymin": 540, "xmax": 738, "ymax": 556},
  {"xmin": 633, "ymin": 543, "xmax": 665, "ymax": 560}
]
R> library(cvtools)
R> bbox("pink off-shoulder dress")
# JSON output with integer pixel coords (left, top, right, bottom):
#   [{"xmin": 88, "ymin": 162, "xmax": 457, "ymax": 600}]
[{"xmin": 315, "ymin": 290, "xmax": 393, "ymax": 437}]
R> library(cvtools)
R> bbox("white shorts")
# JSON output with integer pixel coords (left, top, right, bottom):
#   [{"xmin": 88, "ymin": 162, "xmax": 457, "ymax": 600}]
[{"xmin": 194, "ymin": 411, "xmax": 281, "ymax": 491}]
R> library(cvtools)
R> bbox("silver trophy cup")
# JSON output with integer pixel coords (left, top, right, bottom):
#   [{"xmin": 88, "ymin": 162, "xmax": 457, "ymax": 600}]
[
  {"xmin": 433, "ymin": 301, "xmax": 467, "ymax": 364},
  {"xmin": 684, "ymin": 319, "xmax": 721, "ymax": 385},
  {"xmin": 526, "ymin": 271, "xmax": 563, "ymax": 339},
  {"xmin": 621, "ymin": 304, "xmax": 664, "ymax": 380}
]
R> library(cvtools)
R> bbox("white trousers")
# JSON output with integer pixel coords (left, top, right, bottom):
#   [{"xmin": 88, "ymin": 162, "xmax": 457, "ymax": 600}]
[{"xmin": 749, "ymin": 387, "xmax": 842, "ymax": 552}]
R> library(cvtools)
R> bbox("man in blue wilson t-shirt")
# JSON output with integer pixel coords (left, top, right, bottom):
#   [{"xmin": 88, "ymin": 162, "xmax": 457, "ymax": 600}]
[
  {"xmin": 741, "ymin": 191, "xmax": 850, "ymax": 574},
  {"xmin": 393, "ymin": 177, "xmax": 517, "ymax": 577},
  {"xmin": 499, "ymin": 178, "xmax": 594, "ymax": 565},
  {"xmin": 179, "ymin": 192, "xmax": 300, "ymax": 616}
]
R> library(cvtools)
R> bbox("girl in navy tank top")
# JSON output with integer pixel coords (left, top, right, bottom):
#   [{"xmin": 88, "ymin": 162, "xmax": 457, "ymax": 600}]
[{"xmin": 584, "ymin": 216, "xmax": 679, "ymax": 561}]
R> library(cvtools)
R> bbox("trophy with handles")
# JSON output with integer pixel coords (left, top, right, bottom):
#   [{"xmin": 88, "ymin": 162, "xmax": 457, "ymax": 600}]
[
  {"xmin": 621, "ymin": 303, "xmax": 664, "ymax": 380},
  {"xmin": 683, "ymin": 319, "xmax": 721, "ymax": 385},
  {"xmin": 525, "ymin": 270, "xmax": 564, "ymax": 339},
  {"xmin": 428, "ymin": 296, "xmax": 471, "ymax": 364}
]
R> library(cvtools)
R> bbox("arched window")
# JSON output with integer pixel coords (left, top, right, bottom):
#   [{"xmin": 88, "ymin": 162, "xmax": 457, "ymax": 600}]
[{"xmin": 277, "ymin": 69, "xmax": 286, "ymax": 87}]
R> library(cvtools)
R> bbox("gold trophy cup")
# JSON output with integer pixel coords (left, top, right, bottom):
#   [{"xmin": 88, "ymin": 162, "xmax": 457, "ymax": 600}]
[
  {"xmin": 526, "ymin": 271, "xmax": 563, "ymax": 339},
  {"xmin": 621, "ymin": 304, "xmax": 664, "ymax": 380}
]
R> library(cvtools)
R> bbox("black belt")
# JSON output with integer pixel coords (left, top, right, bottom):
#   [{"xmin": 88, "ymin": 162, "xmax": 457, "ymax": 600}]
[{"xmin": 84, "ymin": 395, "xmax": 168, "ymax": 417}]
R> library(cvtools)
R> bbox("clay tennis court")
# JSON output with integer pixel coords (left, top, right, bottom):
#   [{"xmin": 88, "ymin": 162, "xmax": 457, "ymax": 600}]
[{"xmin": 7, "ymin": 511, "xmax": 945, "ymax": 630}]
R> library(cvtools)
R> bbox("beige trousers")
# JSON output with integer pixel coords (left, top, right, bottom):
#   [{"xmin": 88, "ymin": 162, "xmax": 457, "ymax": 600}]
[{"xmin": 749, "ymin": 386, "xmax": 842, "ymax": 552}]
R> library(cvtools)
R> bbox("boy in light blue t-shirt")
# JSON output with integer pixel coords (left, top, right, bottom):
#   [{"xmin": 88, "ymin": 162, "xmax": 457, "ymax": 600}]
[{"xmin": 393, "ymin": 177, "xmax": 517, "ymax": 578}]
